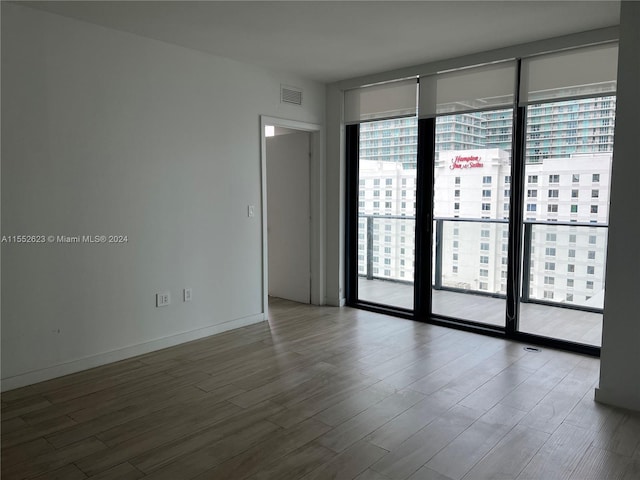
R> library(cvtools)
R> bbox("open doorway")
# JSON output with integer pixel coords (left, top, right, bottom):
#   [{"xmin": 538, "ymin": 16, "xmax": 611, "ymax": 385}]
[
  {"xmin": 260, "ymin": 116, "xmax": 324, "ymax": 314},
  {"xmin": 266, "ymin": 127, "xmax": 311, "ymax": 304}
]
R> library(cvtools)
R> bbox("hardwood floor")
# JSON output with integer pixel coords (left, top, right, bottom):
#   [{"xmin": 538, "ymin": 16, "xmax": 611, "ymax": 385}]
[{"xmin": 2, "ymin": 298, "xmax": 639, "ymax": 479}]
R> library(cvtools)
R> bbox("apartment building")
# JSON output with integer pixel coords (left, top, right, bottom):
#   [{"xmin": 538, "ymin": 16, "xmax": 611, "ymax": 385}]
[
  {"xmin": 358, "ymin": 148, "xmax": 611, "ymax": 308},
  {"xmin": 359, "ymin": 96, "xmax": 617, "ymax": 165}
]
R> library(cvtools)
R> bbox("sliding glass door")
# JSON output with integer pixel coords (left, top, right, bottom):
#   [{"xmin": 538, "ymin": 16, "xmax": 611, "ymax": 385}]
[
  {"xmin": 431, "ymin": 110, "xmax": 513, "ymax": 327},
  {"xmin": 513, "ymin": 44, "xmax": 618, "ymax": 348},
  {"xmin": 356, "ymin": 117, "xmax": 417, "ymax": 310},
  {"xmin": 518, "ymin": 97, "xmax": 615, "ymax": 346}
]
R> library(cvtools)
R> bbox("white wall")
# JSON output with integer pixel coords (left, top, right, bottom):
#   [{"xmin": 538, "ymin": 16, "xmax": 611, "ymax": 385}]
[
  {"xmin": 325, "ymin": 85, "xmax": 345, "ymax": 306},
  {"xmin": 596, "ymin": 1, "xmax": 640, "ymax": 411},
  {"xmin": 0, "ymin": 3, "xmax": 325, "ymax": 389},
  {"xmin": 266, "ymin": 132, "xmax": 311, "ymax": 304}
]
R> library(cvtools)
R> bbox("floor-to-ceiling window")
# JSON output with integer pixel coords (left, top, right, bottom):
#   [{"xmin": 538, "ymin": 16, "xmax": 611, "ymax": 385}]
[
  {"xmin": 356, "ymin": 117, "xmax": 418, "ymax": 309},
  {"xmin": 419, "ymin": 61, "xmax": 518, "ymax": 330},
  {"xmin": 431, "ymin": 109, "xmax": 513, "ymax": 327},
  {"xmin": 345, "ymin": 79, "xmax": 419, "ymax": 312},
  {"xmin": 514, "ymin": 43, "xmax": 618, "ymax": 347},
  {"xmin": 346, "ymin": 42, "xmax": 618, "ymax": 354}
]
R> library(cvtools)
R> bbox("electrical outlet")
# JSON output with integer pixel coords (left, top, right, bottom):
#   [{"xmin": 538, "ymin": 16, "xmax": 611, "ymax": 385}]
[
  {"xmin": 184, "ymin": 288, "xmax": 192, "ymax": 302},
  {"xmin": 156, "ymin": 292, "xmax": 170, "ymax": 307}
]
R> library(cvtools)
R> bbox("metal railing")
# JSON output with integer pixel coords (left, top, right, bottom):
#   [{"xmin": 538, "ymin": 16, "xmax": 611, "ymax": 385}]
[{"xmin": 358, "ymin": 214, "xmax": 607, "ymax": 313}]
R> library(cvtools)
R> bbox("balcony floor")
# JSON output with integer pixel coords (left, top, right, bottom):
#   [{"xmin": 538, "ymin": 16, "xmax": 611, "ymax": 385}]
[{"xmin": 358, "ymin": 277, "xmax": 602, "ymax": 346}]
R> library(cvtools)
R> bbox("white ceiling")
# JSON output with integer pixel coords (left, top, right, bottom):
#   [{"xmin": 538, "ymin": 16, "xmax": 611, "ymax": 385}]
[{"xmin": 23, "ymin": 1, "xmax": 620, "ymax": 83}]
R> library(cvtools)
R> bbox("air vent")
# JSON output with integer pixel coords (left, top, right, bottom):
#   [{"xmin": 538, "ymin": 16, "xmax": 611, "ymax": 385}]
[{"xmin": 281, "ymin": 85, "xmax": 303, "ymax": 106}]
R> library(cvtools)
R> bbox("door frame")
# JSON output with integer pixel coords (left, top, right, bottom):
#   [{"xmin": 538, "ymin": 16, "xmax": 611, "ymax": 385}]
[{"xmin": 260, "ymin": 116, "xmax": 325, "ymax": 315}]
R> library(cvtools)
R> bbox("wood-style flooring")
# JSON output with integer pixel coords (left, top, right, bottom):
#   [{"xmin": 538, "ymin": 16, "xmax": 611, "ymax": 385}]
[{"xmin": 2, "ymin": 297, "xmax": 639, "ymax": 479}]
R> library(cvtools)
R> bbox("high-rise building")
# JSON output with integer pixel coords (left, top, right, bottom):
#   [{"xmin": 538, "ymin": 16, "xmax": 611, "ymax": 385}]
[
  {"xmin": 359, "ymin": 117, "xmax": 418, "ymax": 166},
  {"xmin": 358, "ymin": 96, "xmax": 617, "ymax": 165},
  {"xmin": 435, "ymin": 112, "xmax": 487, "ymax": 152},
  {"xmin": 524, "ymin": 97, "xmax": 616, "ymax": 163}
]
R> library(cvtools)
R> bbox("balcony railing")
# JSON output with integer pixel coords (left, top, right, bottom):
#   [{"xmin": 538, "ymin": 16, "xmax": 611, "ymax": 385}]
[{"xmin": 358, "ymin": 214, "xmax": 607, "ymax": 313}]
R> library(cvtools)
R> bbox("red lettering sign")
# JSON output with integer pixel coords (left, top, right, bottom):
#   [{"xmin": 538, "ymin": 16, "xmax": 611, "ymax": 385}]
[{"xmin": 450, "ymin": 155, "xmax": 484, "ymax": 170}]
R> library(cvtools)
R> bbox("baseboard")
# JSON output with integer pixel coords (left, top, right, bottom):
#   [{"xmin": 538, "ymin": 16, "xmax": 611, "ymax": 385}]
[
  {"xmin": 1, "ymin": 313, "xmax": 266, "ymax": 392},
  {"xmin": 595, "ymin": 386, "xmax": 640, "ymax": 412}
]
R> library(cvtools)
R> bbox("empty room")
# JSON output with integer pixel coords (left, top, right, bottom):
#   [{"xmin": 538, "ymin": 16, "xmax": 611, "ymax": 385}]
[{"xmin": 2, "ymin": 1, "xmax": 639, "ymax": 479}]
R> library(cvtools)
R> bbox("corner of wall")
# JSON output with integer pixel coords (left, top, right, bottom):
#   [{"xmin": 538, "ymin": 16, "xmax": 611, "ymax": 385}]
[
  {"xmin": 324, "ymin": 85, "xmax": 345, "ymax": 307},
  {"xmin": 595, "ymin": 386, "xmax": 640, "ymax": 412},
  {"xmin": 1, "ymin": 314, "xmax": 266, "ymax": 392}
]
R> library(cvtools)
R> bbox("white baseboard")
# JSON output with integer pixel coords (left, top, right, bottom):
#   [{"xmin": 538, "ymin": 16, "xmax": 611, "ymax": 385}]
[
  {"xmin": 1, "ymin": 313, "xmax": 266, "ymax": 392},
  {"xmin": 595, "ymin": 386, "xmax": 640, "ymax": 412}
]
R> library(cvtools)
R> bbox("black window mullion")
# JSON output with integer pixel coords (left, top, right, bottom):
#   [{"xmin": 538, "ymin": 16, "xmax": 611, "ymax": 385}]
[
  {"xmin": 414, "ymin": 117, "xmax": 435, "ymax": 319},
  {"xmin": 345, "ymin": 123, "xmax": 360, "ymax": 305},
  {"xmin": 506, "ymin": 61, "xmax": 527, "ymax": 334}
]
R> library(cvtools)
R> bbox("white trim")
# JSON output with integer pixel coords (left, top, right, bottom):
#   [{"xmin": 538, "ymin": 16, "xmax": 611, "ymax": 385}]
[
  {"xmin": 0, "ymin": 313, "xmax": 265, "ymax": 392},
  {"xmin": 260, "ymin": 116, "xmax": 325, "ymax": 311},
  {"xmin": 595, "ymin": 387, "xmax": 640, "ymax": 412}
]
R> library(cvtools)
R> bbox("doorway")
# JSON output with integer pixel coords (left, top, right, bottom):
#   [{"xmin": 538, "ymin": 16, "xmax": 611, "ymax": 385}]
[
  {"xmin": 266, "ymin": 128, "xmax": 311, "ymax": 304},
  {"xmin": 260, "ymin": 116, "xmax": 324, "ymax": 314}
]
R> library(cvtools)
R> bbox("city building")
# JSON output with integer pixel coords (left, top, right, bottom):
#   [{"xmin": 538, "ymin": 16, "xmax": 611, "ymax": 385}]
[
  {"xmin": 436, "ymin": 151, "xmax": 611, "ymax": 308},
  {"xmin": 524, "ymin": 98, "xmax": 616, "ymax": 162},
  {"xmin": 358, "ymin": 96, "xmax": 617, "ymax": 165},
  {"xmin": 358, "ymin": 148, "xmax": 611, "ymax": 309}
]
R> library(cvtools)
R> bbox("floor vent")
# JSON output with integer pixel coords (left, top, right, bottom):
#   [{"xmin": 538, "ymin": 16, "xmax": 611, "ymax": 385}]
[
  {"xmin": 524, "ymin": 346, "xmax": 542, "ymax": 353},
  {"xmin": 281, "ymin": 85, "xmax": 303, "ymax": 106}
]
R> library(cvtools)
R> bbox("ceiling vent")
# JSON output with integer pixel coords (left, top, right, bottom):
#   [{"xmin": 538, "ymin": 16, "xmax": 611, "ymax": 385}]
[{"xmin": 281, "ymin": 85, "xmax": 303, "ymax": 106}]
